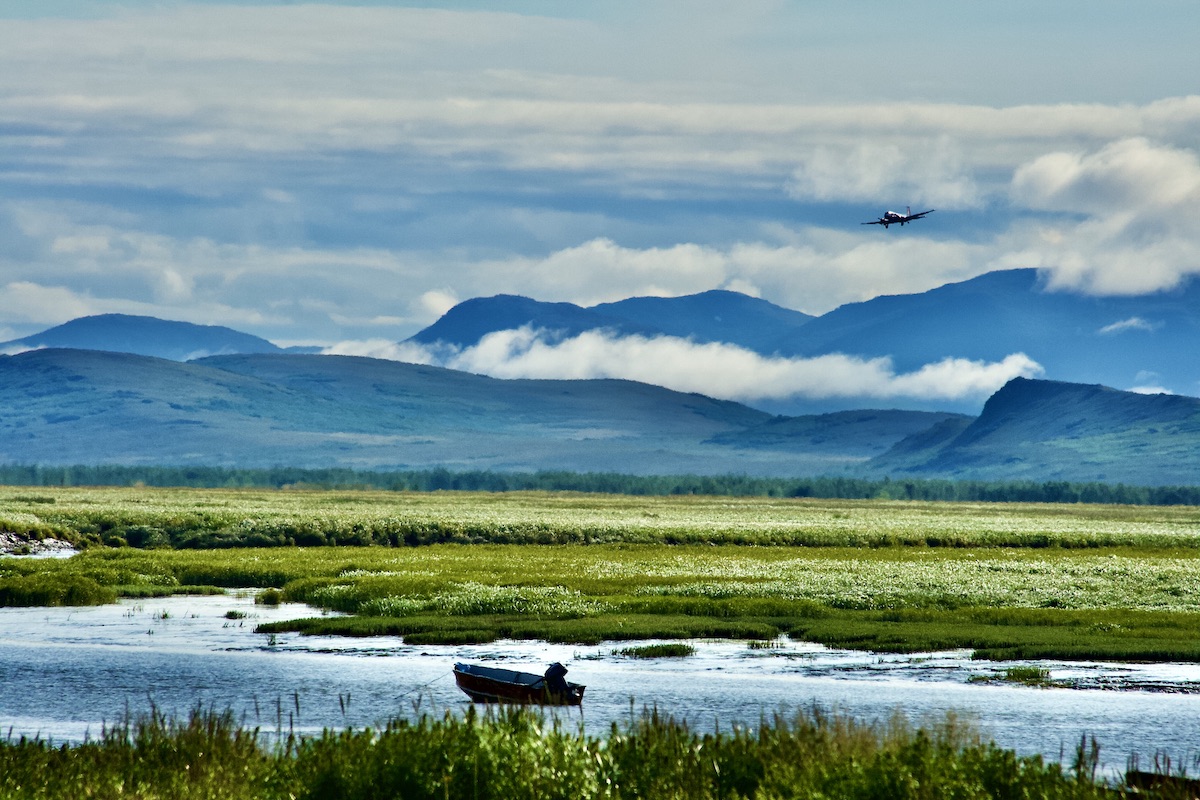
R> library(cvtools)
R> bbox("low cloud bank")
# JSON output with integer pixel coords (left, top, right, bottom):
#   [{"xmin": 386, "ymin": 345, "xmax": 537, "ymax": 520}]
[
  {"xmin": 325, "ymin": 328, "xmax": 1043, "ymax": 403},
  {"xmin": 1011, "ymin": 138, "xmax": 1200, "ymax": 296}
]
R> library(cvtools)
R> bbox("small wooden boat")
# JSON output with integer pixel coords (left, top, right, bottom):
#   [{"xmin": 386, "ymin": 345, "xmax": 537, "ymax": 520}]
[{"xmin": 453, "ymin": 662, "xmax": 585, "ymax": 706}]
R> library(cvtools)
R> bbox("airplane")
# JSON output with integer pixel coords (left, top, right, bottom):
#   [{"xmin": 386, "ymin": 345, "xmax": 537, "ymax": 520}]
[{"xmin": 861, "ymin": 207, "xmax": 934, "ymax": 229}]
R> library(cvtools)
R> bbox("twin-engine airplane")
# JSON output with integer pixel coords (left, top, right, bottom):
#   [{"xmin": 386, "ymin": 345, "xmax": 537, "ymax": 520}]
[{"xmin": 861, "ymin": 207, "xmax": 934, "ymax": 229}]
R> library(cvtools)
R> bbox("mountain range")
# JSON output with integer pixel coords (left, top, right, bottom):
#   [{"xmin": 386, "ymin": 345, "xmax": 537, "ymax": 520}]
[
  {"xmin": 0, "ymin": 347, "xmax": 954, "ymax": 476},
  {"xmin": 8, "ymin": 270, "xmax": 1199, "ymax": 402},
  {"xmin": 3, "ymin": 269, "xmax": 1200, "ymax": 485},
  {"xmin": 1, "ymin": 347, "xmax": 1198, "ymax": 484},
  {"xmin": 408, "ymin": 269, "xmax": 1200, "ymax": 406},
  {"xmin": 409, "ymin": 289, "xmax": 816, "ymax": 354}
]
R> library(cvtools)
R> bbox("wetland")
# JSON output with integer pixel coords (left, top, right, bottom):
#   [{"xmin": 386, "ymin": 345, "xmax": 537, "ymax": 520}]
[{"xmin": 4, "ymin": 486, "xmax": 1200, "ymax": 794}]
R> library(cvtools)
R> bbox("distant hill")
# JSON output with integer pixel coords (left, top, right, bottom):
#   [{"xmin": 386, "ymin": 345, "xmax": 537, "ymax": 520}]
[
  {"xmin": 11, "ymin": 270, "xmax": 1200, "ymax": 416},
  {"xmin": 407, "ymin": 295, "xmax": 656, "ymax": 348},
  {"xmin": 591, "ymin": 290, "xmax": 814, "ymax": 351},
  {"xmin": 3, "ymin": 350, "xmax": 1198, "ymax": 483},
  {"xmin": 871, "ymin": 378, "xmax": 1200, "ymax": 485},
  {"xmin": 0, "ymin": 314, "xmax": 282, "ymax": 361},
  {"xmin": 708, "ymin": 409, "xmax": 970, "ymax": 459},
  {"xmin": 0, "ymin": 348, "xmax": 889, "ymax": 475},
  {"xmin": 408, "ymin": 290, "xmax": 813, "ymax": 353}
]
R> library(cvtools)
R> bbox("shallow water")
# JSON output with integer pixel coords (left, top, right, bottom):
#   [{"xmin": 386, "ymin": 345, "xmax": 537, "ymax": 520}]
[{"xmin": 2, "ymin": 593, "xmax": 1199, "ymax": 778}]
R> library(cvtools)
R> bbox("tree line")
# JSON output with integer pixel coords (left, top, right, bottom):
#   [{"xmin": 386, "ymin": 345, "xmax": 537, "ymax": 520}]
[{"xmin": 1, "ymin": 464, "xmax": 1198, "ymax": 506}]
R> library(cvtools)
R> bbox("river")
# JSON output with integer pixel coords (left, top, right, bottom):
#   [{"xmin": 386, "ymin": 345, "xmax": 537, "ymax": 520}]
[{"xmin": 3, "ymin": 592, "xmax": 1199, "ymax": 780}]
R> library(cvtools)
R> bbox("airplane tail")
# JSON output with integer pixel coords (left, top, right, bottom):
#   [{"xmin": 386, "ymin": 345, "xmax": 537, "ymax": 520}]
[{"xmin": 906, "ymin": 206, "xmax": 911, "ymax": 216}]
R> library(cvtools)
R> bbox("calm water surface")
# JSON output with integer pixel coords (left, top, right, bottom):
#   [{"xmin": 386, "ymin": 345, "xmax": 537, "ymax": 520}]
[{"xmin": 3, "ymin": 593, "xmax": 1200, "ymax": 778}]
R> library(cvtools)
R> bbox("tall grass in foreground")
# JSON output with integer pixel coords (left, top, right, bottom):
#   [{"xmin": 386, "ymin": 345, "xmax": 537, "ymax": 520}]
[{"xmin": 0, "ymin": 706, "xmax": 1127, "ymax": 800}]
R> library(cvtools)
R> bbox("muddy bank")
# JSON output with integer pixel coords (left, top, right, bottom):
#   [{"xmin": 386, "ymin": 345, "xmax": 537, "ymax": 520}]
[{"xmin": 0, "ymin": 531, "xmax": 76, "ymax": 556}]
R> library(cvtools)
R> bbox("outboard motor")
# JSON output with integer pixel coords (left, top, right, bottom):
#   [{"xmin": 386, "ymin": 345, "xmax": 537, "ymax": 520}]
[{"xmin": 544, "ymin": 662, "xmax": 569, "ymax": 694}]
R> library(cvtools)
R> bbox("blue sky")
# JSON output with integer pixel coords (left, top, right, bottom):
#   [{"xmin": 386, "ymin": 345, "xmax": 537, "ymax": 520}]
[{"xmin": 2, "ymin": 1, "xmax": 1198, "ymax": 405}]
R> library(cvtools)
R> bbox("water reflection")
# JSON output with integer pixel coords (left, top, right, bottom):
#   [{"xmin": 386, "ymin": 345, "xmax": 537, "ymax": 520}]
[{"xmin": 2, "ymin": 594, "xmax": 1199, "ymax": 777}]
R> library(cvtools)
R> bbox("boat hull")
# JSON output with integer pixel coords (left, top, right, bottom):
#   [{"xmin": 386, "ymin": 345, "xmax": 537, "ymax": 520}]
[{"xmin": 453, "ymin": 663, "xmax": 585, "ymax": 706}]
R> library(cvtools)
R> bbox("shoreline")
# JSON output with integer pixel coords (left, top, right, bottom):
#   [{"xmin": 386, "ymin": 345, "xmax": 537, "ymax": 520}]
[{"xmin": 0, "ymin": 532, "xmax": 76, "ymax": 557}]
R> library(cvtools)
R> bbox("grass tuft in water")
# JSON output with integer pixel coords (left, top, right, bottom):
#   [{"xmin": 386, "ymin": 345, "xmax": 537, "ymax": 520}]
[
  {"xmin": 616, "ymin": 643, "xmax": 696, "ymax": 658},
  {"xmin": 257, "ymin": 587, "xmax": 283, "ymax": 606},
  {"xmin": 1001, "ymin": 665, "xmax": 1053, "ymax": 685}
]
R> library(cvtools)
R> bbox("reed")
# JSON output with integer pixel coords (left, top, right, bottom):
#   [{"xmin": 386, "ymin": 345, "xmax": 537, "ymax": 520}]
[
  {"xmin": 616, "ymin": 643, "xmax": 697, "ymax": 658},
  {"xmin": 0, "ymin": 706, "xmax": 1125, "ymax": 799}
]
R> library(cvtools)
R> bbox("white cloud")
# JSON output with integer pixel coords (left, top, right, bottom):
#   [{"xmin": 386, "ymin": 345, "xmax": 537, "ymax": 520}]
[
  {"xmin": 451, "ymin": 234, "xmax": 989, "ymax": 317},
  {"xmin": 1010, "ymin": 138, "xmax": 1200, "ymax": 295},
  {"xmin": 1, "ymin": 343, "xmax": 42, "ymax": 356},
  {"xmin": 0, "ymin": 279, "xmax": 275, "ymax": 333},
  {"xmin": 349, "ymin": 326, "xmax": 1043, "ymax": 403},
  {"xmin": 322, "ymin": 339, "xmax": 437, "ymax": 364},
  {"xmin": 466, "ymin": 238, "xmax": 729, "ymax": 306},
  {"xmin": 418, "ymin": 290, "xmax": 460, "ymax": 320},
  {"xmin": 0, "ymin": 282, "xmax": 101, "ymax": 325},
  {"xmin": 788, "ymin": 137, "xmax": 980, "ymax": 209},
  {"xmin": 1098, "ymin": 317, "xmax": 1160, "ymax": 335},
  {"xmin": 1013, "ymin": 137, "xmax": 1200, "ymax": 213}
]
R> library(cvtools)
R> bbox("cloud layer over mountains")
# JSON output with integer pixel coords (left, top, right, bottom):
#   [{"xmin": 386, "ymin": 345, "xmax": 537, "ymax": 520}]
[
  {"xmin": 327, "ymin": 328, "xmax": 1043, "ymax": 405},
  {"xmin": 1, "ymin": 3, "xmax": 1198, "ymax": 346}
]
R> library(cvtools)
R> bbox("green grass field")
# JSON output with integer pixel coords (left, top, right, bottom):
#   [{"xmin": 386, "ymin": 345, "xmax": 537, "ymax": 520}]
[{"xmin": 5, "ymin": 486, "xmax": 1200, "ymax": 660}]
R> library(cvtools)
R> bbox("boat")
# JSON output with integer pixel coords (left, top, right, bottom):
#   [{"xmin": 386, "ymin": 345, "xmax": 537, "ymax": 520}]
[{"xmin": 452, "ymin": 662, "xmax": 585, "ymax": 705}]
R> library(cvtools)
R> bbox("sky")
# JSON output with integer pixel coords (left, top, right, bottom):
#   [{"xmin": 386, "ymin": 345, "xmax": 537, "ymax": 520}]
[{"xmin": 2, "ymin": 1, "xmax": 1199, "ymax": 407}]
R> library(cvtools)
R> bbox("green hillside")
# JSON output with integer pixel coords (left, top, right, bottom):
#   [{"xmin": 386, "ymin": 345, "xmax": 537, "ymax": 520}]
[
  {"xmin": 873, "ymin": 378, "xmax": 1200, "ymax": 485},
  {"xmin": 5, "ymin": 352, "xmax": 1200, "ymax": 484},
  {"xmin": 0, "ymin": 349, "xmax": 884, "ymax": 475}
]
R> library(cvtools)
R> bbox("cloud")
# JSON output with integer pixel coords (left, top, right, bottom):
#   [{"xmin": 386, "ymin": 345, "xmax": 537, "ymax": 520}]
[
  {"xmin": 467, "ymin": 238, "xmax": 729, "ymax": 306},
  {"xmin": 1, "ymin": 343, "xmax": 42, "ymax": 356},
  {"xmin": 1097, "ymin": 317, "xmax": 1161, "ymax": 335},
  {"xmin": 787, "ymin": 137, "xmax": 980, "ymax": 208},
  {"xmin": 3, "ymin": 3, "xmax": 1200, "ymax": 351},
  {"xmin": 1013, "ymin": 137, "xmax": 1200, "ymax": 213},
  {"xmin": 0, "ymin": 281, "xmax": 99, "ymax": 325},
  {"xmin": 418, "ymin": 290, "xmax": 459, "ymax": 320},
  {"xmin": 322, "ymin": 339, "xmax": 437, "ymax": 364},
  {"xmin": 1009, "ymin": 138, "xmax": 1200, "ymax": 295},
  {"xmin": 340, "ymin": 326, "xmax": 1043, "ymax": 403}
]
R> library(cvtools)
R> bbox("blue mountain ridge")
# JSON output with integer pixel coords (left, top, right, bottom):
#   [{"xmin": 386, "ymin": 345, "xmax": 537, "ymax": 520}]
[
  {"xmin": 0, "ymin": 348, "xmax": 942, "ymax": 476},
  {"xmin": 408, "ymin": 269, "xmax": 1200, "ymax": 403},
  {"xmin": 773, "ymin": 269, "xmax": 1200, "ymax": 395},
  {"xmin": 0, "ymin": 314, "xmax": 282, "ymax": 361},
  {"xmin": 8, "ymin": 269, "xmax": 1200, "ymax": 416},
  {"xmin": 2, "ymin": 348, "xmax": 1198, "ymax": 484},
  {"xmin": 408, "ymin": 290, "xmax": 813, "ymax": 353}
]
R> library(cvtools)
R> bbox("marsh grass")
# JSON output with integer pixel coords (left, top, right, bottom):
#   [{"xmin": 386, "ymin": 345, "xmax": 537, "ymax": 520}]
[
  {"xmin": 0, "ymin": 705, "xmax": 1126, "ymax": 800},
  {"xmin": 969, "ymin": 665, "xmax": 1056, "ymax": 687},
  {"xmin": 1003, "ymin": 666, "xmax": 1053, "ymax": 685},
  {"xmin": 8, "ymin": 487, "xmax": 1200, "ymax": 661},
  {"xmin": 5, "ymin": 485, "xmax": 1200, "ymax": 550},
  {"xmin": 617, "ymin": 643, "xmax": 696, "ymax": 658},
  {"xmin": 9, "ymin": 539, "xmax": 1200, "ymax": 660}
]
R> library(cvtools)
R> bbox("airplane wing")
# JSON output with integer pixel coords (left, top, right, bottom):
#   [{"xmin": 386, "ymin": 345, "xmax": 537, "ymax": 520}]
[
  {"xmin": 861, "ymin": 219, "xmax": 885, "ymax": 225},
  {"xmin": 906, "ymin": 209, "xmax": 935, "ymax": 220}
]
